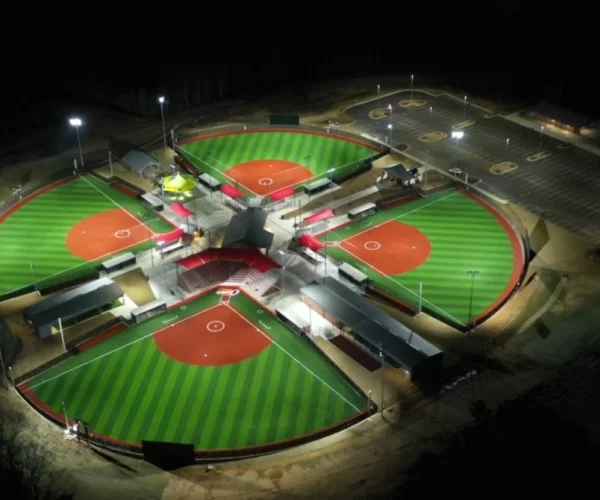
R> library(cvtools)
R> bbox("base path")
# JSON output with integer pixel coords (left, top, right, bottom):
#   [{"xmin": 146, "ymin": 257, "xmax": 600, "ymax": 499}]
[
  {"xmin": 340, "ymin": 220, "xmax": 431, "ymax": 275},
  {"xmin": 66, "ymin": 208, "xmax": 152, "ymax": 261},
  {"xmin": 153, "ymin": 305, "xmax": 272, "ymax": 366},
  {"xmin": 226, "ymin": 159, "xmax": 313, "ymax": 196}
]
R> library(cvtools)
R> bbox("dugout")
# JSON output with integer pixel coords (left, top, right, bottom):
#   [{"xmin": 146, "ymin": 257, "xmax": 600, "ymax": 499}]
[
  {"xmin": 141, "ymin": 193, "xmax": 164, "ymax": 212},
  {"xmin": 304, "ymin": 178, "xmax": 332, "ymax": 196},
  {"xmin": 23, "ymin": 277, "xmax": 124, "ymax": 340},
  {"xmin": 300, "ymin": 277, "xmax": 442, "ymax": 389},
  {"xmin": 100, "ymin": 252, "xmax": 136, "ymax": 274},
  {"xmin": 347, "ymin": 202, "xmax": 377, "ymax": 220},
  {"xmin": 131, "ymin": 300, "xmax": 167, "ymax": 324},
  {"xmin": 198, "ymin": 173, "xmax": 221, "ymax": 191},
  {"xmin": 337, "ymin": 263, "xmax": 368, "ymax": 287},
  {"xmin": 275, "ymin": 307, "xmax": 311, "ymax": 335}
]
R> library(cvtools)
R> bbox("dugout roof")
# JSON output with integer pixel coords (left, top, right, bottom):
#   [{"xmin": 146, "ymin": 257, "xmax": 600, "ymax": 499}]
[
  {"xmin": 121, "ymin": 150, "xmax": 161, "ymax": 175},
  {"xmin": 384, "ymin": 163, "xmax": 415, "ymax": 180},
  {"xmin": 300, "ymin": 277, "xmax": 440, "ymax": 371},
  {"xmin": 222, "ymin": 207, "xmax": 274, "ymax": 249},
  {"xmin": 23, "ymin": 277, "xmax": 123, "ymax": 328}
]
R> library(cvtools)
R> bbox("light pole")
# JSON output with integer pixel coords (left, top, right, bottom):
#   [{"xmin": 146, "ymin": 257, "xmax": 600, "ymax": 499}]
[
  {"xmin": 410, "ymin": 74, "xmax": 414, "ymax": 103},
  {"xmin": 278, "ymin": 249, "xmax": 286, "ymax": 296},
  {"xmin": 69, "ymin": 117, "xmax": 84, "ymax": 167},
  {"xmin": 379, "ymin": 346, "xmax": 385, "ymax": 412},
  {"xmin": 429, "ymin": 106, "xmax": 433, "ymax": 117},
  {"xmin": 158, "ymin": 96, "xmax": 167, "ymax": 149},
  {"xmin": 387, "ymin": 123, "xmax": 392, "ymax": 144},
  {"xmin": 506, "ymin": 137, "xmax": 510, "ymax": 151},
  {"xmin": 377, "ymin": 84, "xmax": 380, "ymax": 95},
  {"xmin": 467, "ymin": 270, "xmax": 480, "ymax": 330},
  {"xmin": 62, "ymin": 402, "xmax": 70, "ymax": 434},
  {"xmin": 463, "ymin": 95, "xmax": 468, "ymax": 120},
  {"xmin": 538, "ymin": 125, "xmax": 544, "ymax": 152}
]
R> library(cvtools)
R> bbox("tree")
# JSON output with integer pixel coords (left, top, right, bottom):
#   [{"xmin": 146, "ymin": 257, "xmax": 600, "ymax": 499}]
[
  {"xmin": 0, "ymin": 407, "xmax": 73, "ymax": 500},
  {"xmin": 384, "ymin": 397, "xmax": 598, "ymax": 499}
]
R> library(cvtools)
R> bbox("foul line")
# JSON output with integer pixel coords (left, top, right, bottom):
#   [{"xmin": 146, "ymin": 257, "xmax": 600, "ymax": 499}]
[
  {"xmin": 338, "ymin": 238, "xmax": 462, "ymax": 324},
  {"xmin": 78, "ymin": 175, "xmax": 156, "ymax": 235},
  {"xmin": 339, "ymin": 191, "xmax": 458, "ymax": 243},
  {"xmin": 226, "ymin": 305, "xmax": 362, "ymax": 412},
  {"xmin": 177, "ymin": 148, "xmax": 261, "ymax": 197},
  {"xmin": 23, "ymin": 303, "xmax": 222, "ymax": 391}
]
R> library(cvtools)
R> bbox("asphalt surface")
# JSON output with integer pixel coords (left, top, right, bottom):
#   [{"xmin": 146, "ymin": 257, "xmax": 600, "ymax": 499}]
[{"xmin": 346, "ymin": 91, "xmax": 600, "ymax": 244}]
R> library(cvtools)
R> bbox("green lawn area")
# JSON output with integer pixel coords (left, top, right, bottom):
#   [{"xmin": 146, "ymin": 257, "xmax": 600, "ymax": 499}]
[
  {"xmin": 23, "ymin": 292, "xmax": 366, "ymax": 450},
  {"xmin": 321, "ymin": 191, "xmax": 521, "ymax": 326},
  {"xmin": 0, "ymin": 175, "xmax": 173, "ymax": 298},
  {"xmin": 177, "ymin": 131, "xmax": 378, "ymax": 195}
]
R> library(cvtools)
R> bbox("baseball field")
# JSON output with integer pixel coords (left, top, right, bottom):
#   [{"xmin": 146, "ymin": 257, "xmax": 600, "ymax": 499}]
[
  {"xmin": 0, "ymin": 175, "xmax": 174, "ymax": 298},
  {"xmin": 320, "ymin": 190, "xmax": 524, "ymax": 326},
  {"xmin": 176, "ymin": 130, "xmax": 380, "ymax": 197},
  {"xmin": 20, "ymin": 290, "xmax": 366, "ymax": 451}
]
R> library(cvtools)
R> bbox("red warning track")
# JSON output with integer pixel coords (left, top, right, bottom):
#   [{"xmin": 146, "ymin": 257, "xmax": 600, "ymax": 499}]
[
  {"xmin": 153, "ymin": 305, "xmax": 272, "ymax": 366},
  {"xmin": 339, "ymin": 220, "xmax": 432, "ymax": 275}
]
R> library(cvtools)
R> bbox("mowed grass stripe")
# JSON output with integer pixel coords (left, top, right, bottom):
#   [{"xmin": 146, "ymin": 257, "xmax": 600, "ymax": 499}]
[
  {"xmin": 321, "ymin": 191, "xmax": 518, "ymax": 324},
  {"xmin": 255, "ymin": 350, "xmax": 288, "ymax": 444},
  {"xmin": 206, "ymin": 362, "xmax": 243, "ymax": 449},
  {"xmin": 28, "ymin": 292, "xmax": 366, "ymax": 450}
]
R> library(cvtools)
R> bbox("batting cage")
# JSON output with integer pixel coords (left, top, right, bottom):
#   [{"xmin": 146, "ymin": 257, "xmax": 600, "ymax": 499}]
[{"xmin": 108, "ymin": 135, "xmax": 161, "ymax": 178}]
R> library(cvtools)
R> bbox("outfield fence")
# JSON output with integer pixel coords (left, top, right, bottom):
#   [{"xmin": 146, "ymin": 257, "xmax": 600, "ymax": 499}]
[{"xmin": 172, "ymin": 123, "xmax": 389, "ymax": 198}]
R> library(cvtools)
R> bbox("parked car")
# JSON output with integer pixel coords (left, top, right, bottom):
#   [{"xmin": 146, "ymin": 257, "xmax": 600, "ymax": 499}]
[{"xmin": 449, "ymin": 167, "xmax": 462, "ymax": 175}]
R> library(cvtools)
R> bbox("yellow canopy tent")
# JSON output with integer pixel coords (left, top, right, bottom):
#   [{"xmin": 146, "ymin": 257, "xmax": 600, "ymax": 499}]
[{"xmin": 162, "ymin": 173, "xmax": 196, "ymax": 194}]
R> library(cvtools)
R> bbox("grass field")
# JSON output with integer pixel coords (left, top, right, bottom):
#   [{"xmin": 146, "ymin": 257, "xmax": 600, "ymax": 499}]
[
  {"xmin": 177, "ymin": 130, "xmax": 379, "ymax": 196},
  {"xmin": 321, "ymin": 191, "xmax": 523, "ymax": 326},
  {"xmin": 22, "ymin": 292, "xmax": 366, "ymax": 450},
  {"xmin": 0, "ymin": 175, "xmax": 173, "ymax": 298}
]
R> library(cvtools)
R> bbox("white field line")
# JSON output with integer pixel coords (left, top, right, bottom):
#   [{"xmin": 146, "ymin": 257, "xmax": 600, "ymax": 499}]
[
  {"xmin": 177, "ymin": 148, "xmax": 260, "ymax": 197},
  {"xmin": 226, "ymin": 305, "xmax": 362, "ymax": 412},
  {"xmin": 336, "ymin": 191, "xmax": 458, "ymax": 243},
  {"xmin": 5, "ymin": 234, "xmax": 155, "ymax": 296},
  {"xmin": 78, "ymin": 175, "xmax": 155, "ymax": 235},
  {"xmin": 22, "ymin": 303, "xmax": 223, "ymax": 391},
  {"xmin": 337, "ymin": 241, "xmax": 462, "ymax": 324}
]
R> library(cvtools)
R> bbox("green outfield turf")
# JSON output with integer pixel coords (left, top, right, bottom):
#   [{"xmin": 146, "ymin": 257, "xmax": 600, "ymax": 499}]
[
  {"xmin": 23, "ymin": 292, "xmax": 366, "ymax": 450},
  {"xmin": 0, "ymin": 175, "xmax": 173, "ymax": 298},
  {"xmin": 321, "ymin": 191, "xmax": 522, "ymax": 326},
  {"xmin": 177, "ymin": 130, "xmax": 378, "ymax": 194}
]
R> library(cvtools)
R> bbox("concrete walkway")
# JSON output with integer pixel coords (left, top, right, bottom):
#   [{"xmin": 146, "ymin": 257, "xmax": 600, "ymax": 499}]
[{"xmin": 300, "ymin": 185, "xmax": 380, "ymax": 219}]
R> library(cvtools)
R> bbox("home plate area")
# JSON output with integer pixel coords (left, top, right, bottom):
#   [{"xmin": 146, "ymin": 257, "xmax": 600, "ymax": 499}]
[
  {"xmin": 153, "ymin": 298, "xmax": 271, "ymax": 367},
  {"xmin": 338, "ymin": 220, "xmax": 432, "ymax": 275}
]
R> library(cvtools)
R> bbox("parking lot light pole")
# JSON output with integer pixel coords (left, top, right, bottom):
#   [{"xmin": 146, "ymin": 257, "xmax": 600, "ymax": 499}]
[
  {"xmin": 539, "ymin": 125, "xmax": 544, "ymax": 152},
  {"xmin": 69, "ymin": 117, "xmax": 84, "ymax": 167},
  {"xmin": 506, "ymin": 137, "xmax": 510, "ymax": 151},
  {"xmin": 463, "ymin": 95, "xmax": 468, "ymax": 120},
  {"xmin": 387, "ymin": 123, "xmax": 392, "ymax": 144},
  {"xmin": 410, "ymin": 74, "xmax": 414, "ymax": 103}
]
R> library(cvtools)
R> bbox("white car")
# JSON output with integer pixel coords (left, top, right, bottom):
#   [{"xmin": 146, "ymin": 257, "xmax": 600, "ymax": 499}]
[{"xmin": 449, "ymin": 167, "xmax": 462, "ymax": 175}]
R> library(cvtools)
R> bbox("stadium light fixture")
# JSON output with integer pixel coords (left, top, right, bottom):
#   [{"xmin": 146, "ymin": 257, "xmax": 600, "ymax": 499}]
[
  {"xmin": 68, "ymin": 117, "xmax": 84, "ymax": 167},
  {"xmin": 158, "ymin": 96, "xmax": 167, "ymax": 148}
]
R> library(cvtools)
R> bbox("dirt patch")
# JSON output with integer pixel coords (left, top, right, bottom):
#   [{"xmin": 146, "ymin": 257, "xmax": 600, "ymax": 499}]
[
  {"xmin": 419, "ymin": 131, "xmax": 447, "ymax": 142},
  {"xmin": 226, "ymin": 159, "xmax": 313, "ymax": 196},
  {"xmin": 368, "ymin": 108, "xmax": 390, "ymax": 120},
  {"xmin": 399, "ymin": 99, "xmax": 427, "ymax": 108},
  {"xmin": 153, "ymin": 304, "xmax": 271, "ymax": 366},
  {"xmin": 66, "ymin": 208, "xmax": 151, "ymax": 261},
  {"xmin": 111, "ymin": 268, "xmax": 155, "ymax": 306},
  {"xmin": 491, "ymin": 162, "xmax": 518, "ymax": 175},
  {"xmin": 527, "ymin": 152, "xmax": 552, "ymax": 162},
  {"xmin": 338, "ymin": 220, "xmax": 431, "ymax": 275}
]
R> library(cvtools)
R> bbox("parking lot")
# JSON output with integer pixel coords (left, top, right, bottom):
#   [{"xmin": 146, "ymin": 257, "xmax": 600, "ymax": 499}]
[{"xmin": 346, "ymin": 91, "xmax": 600, "ymax": 243}]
